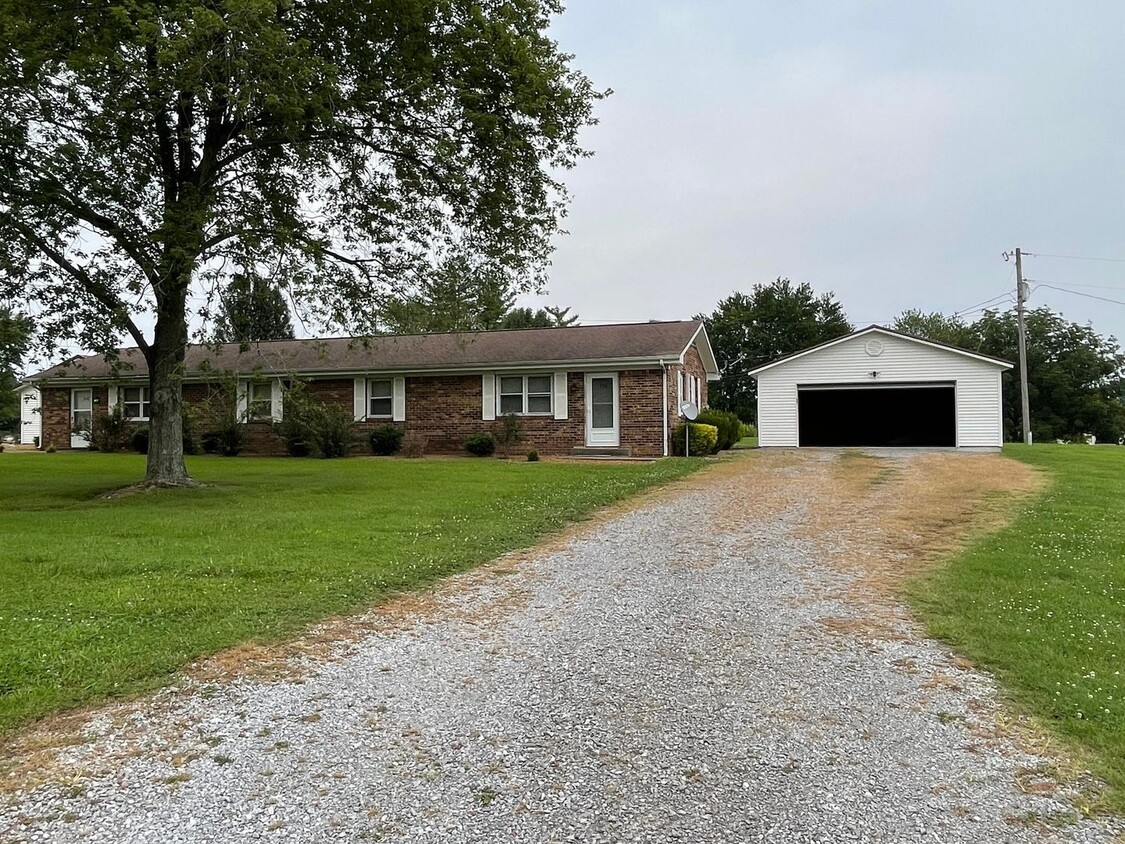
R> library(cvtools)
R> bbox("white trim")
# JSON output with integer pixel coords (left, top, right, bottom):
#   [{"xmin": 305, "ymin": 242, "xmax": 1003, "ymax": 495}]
[
  {"xmin": 553, "ymin": 371, "xmax": 568, "ymax": 420},
  {"xmin": 236, "ymin": 379, "xmax": 249, "ymax": 421},
  {"xmin": 105, "ymin": 385, "xmax": 119, "ymax": 414},
  {"xmin": 392, "ymin": 376, "xmax": 406, "ymax": 422},
  {"xmin": 748, "ymin": 326, "xmax": 1014, "ymax": 377},
  {"xmin": 270, "ymin": 379, "xmax": 284, "ymax": 422},
  {"xmin": 353, "ymin": 377, "xmax": 365, "ymax": 421},
  {"xmin": 481, "ymin": 373, "xmax": 496, "ymax": 421},
  {"xmin": 70, "ymin": 388, "xmax": 93, "ymax": 449},
  {"xmin": 681, "ymin": 322, "xmax": 722, "ymax": 380},
  {"xmin": 495, "ymin": 373, "xmax": 554, "ymax": 416},
  {"xmin": 584, "ymin": 372, "xmax": 620, "ymax": 447},
  {"xmin": 366, "ymin": 377, "xmax": 394, "ymax": 419},
  {"xmin": 119, "ymin": 384, "xmax": 151, "ymax": 421}
]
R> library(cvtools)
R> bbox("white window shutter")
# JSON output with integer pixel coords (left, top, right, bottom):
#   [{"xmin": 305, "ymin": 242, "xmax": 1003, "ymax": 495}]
[
  {"xmin": 236, "ymin": 380, "xmax": 248, "ymax": 421},
  {"xmin": 271, "ymin": 380, "xmax": 284, "ymax": 422},
  {"xmin": 105, "ymin": 386, "xmax": 118, "ymax": 413},
  {"xmin": 553, "ymin": 371, "xmax": 568, "ymax": 420},
  {"xmin": 677, "ymin": 371, "xmax": 684, "ymax": 405},
  {"xmin": 481, "ymin": 374, "xmax": 496, "ymax": 420},
  {"xmin": 353, "ymin": 378, "xmax": 366, "ymax": 421},
  {"xmin": 392, "ymin": 377, "xmax": 406, "ymax": 421}
]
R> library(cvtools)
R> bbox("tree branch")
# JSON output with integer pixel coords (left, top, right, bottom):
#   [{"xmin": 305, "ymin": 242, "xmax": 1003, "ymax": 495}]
[{"xmin": 2, "ymin": 212, "xmax": 149, "ymax": 352}]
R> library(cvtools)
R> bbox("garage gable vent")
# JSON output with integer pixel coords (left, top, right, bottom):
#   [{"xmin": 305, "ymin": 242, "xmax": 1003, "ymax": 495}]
[{"xmin": 865, "ymin": 338, "xmax": 884, "ymax": 357}]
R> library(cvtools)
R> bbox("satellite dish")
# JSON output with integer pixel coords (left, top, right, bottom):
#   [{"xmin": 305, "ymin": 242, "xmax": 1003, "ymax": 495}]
[{"xmin": 679, "ymin": 401, "xmax": 699, "ymax": 420}]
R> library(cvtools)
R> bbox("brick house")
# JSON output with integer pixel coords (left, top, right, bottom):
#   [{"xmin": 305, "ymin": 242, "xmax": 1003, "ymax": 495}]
[{"xmin": 29, "ymin": 321, "xmax": 719, "ymax": 458}]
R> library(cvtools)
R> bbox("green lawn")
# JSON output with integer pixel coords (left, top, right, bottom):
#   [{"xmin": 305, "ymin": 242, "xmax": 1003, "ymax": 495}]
[
  {"xmin": 910, "ymin": 444, "xmax": 1125, "ymax": 812},
  {"xmin": 0, "ymin": 452, "xmax": 704, "ymax": 733}
]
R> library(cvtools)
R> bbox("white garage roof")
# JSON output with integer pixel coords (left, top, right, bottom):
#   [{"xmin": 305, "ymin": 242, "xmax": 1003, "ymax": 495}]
[{"xmin": 747, "ymin": 326, "xmax": 1012, "ymax": 376}]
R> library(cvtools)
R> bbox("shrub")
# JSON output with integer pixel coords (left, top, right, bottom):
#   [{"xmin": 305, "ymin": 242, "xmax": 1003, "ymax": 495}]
[
  {"xmin": 181, "ymin": 406, "xmax": 201, "ymax": 456},
  {"xmin": 490, "ymin": 412, "xmax": 524, "ymax": 458},
  {"xmin": 464, "ymin": 432, "xmax": 495, "ymax": 457},
  {"xmin": 671, "ymin": 422, "xmax": 718, "ymax": 456},
  {"xmin": 369, "ymin": 425, "xmax": 404, "ymax": 456},
  {"xmin": 696, "ymin": 408, "xmax": 741, "ymax": 451},
  {"xmin": 400, "ymin": 431, "xmax": 426, "ymax": 458},
  {"xmin": 131, "ymin": 426, "xmax": 150, "ymax": 454},
  {"xmin": 45, "ymin": 444, "xmax": 56, "ymax": 453},
  {"xmin": 527, "ymin": 449, "xmax": 539, "ymax": 462},
  {"xmin": 201, "ymin": 424, "xmax": 243, "ymax": 457},
  {"xmin": 91, "ymin": 405, "xmax": 130, "ymax": 452},
  {"xmin": 277, "ymin": 381, "xmax": 353, "ymax": 458},
  {"xmin": 739, "ymin": 421, "xmax": 758, "ymax": 440}
]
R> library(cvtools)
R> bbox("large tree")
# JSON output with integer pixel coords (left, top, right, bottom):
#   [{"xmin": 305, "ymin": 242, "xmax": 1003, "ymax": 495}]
[
  {"xmin": 701, "ymin": 279, "xmax": 852, "ymax": 422},
  {"xmin": 0, "ymin": 1, "xmax": 601, "ymax": 485},
  {"xmin": 0, "ymin": 307, "xmax": 32, "ymax": 433},
  {"xmin": 213, "ymin": 273, "xmax": 295, "ymax": 344},
  {"xmin": 894, "ymin": 306, "xmax": 1125, "ymax": 443}
]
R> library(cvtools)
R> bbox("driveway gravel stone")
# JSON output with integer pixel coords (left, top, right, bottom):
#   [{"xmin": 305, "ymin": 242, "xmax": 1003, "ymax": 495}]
[{"xmin": 2, "ymin": 452, "xmax": 1121, "ymax": 843}]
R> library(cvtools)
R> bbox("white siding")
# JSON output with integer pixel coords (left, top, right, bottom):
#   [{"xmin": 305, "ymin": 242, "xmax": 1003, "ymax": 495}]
[
  {"xmin": 19, "ymin": 387, "xmax": 41, "ymax": 445},
  {"xmin": 756, "ymin": 333, "xmax": 1006, "ymax": 448}
]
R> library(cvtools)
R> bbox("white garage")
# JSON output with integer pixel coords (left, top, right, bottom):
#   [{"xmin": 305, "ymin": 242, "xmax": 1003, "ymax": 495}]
[{"xmin": 749, "ymin": 326, "xmax": 1011, "ymax": 448}]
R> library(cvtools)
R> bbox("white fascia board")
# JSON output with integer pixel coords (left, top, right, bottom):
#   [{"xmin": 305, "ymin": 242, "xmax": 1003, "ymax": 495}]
[
  {"xmin": 747, "ymin": 326, "xmax": 1014, "ymax": 378},
  {"xmin": 679, "ymin": 323, "xmax": 722, "ymax": 380}
]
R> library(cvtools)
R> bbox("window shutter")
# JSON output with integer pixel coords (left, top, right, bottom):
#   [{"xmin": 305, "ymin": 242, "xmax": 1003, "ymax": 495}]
[
  {"xmin": 271, "ymin": 380, "xmax": 284, "ymax": 422},
  {"xmin": 353, "ymin": 378, "xmax": 366, "ymax": 422},
  {"xmin": 236, "ymin": 380, "xmax": 248, "ymax": 421},
  {"xmin": 392, "ymin": 377, "xmax": 406, "ymax": 421},
  {"xmin": 677, "ymin": 371, "xmax": 684, "ymax": 405},
  {"xmin": 105, "ymin": 386, "xmax": 118, "ymax": 414},
  {"xmin": 553, "ymin": 371, "xmax": 568, "ymax": 420},
  {"xmin": 481, "ymin": 374, "xmax": 496, "ymax": 420}
]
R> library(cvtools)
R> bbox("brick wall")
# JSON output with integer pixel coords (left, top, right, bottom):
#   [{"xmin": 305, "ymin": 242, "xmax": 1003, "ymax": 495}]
[
  {"xmin": 665, "ymin": 343, "xmax": 710, "ymax": 453},
  {"xmin": 40, "ymin": 367, "xmax": 676, "ymax": 457}
]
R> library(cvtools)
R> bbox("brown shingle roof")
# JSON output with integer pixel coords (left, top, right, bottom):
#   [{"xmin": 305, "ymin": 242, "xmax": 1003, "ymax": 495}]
[{"xmin": 31, "ymin": 321, "xmax": 707, "ymax": 382}]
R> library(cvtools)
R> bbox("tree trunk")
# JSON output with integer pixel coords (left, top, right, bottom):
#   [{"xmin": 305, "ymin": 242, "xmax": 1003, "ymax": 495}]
[{"xmin": 144, "ymin": 285, "xmax": 193, "ymax": 486}]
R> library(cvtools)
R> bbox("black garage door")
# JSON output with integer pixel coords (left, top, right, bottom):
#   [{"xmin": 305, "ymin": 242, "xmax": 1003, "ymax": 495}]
[{"xmin": 798, "ymin": 384, "xmax": 956, "ymax": 447}]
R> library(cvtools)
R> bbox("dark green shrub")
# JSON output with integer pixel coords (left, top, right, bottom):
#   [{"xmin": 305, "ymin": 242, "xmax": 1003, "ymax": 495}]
[
  {"xmin": 527, "ymin": 449, "xmax": 539, "ymax": 462},
  {"xmin": 130, "ymin": 426, "xmax": 150, "ymax": 454},
  {"xmin": 369, "ymin": 425, "xmax": 404, "ymax": 456},
  {"xmin": 671, "ymin": 422, "xmax": 718, "ymax": 456},
  {"xmin": 201, "ymin": 424, "xmax": 243, "ymax": 456},
  {"xmin": 91, "ymin": 405, "xmax": 130, "ymax": 452},
  {"xmin": 277, "ymin": 381, "xmax": 353, "ymax": 458},
  {"xmin": 465, "ymin": 433, "xmax": 495, "ymax": 457},
  {"xmin": 696, "ymin": 409, "xmax": 741, "ymax": 451}
]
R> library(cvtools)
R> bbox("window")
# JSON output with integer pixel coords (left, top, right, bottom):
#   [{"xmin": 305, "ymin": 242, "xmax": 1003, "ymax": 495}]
[
  {"xmin": 368, "ymin": 379, "xmax": 393, "ymax": 418},
  {"xmin": 247, "ymin": 382, "xmax": 273, "ymax": 421},
  {"xmin": 497, "ymin": 374, "xmax": 553, "ymax": 415},
  {"xmin": 121, "ymin": 386, "xmax": 151, "ymax": 420}
]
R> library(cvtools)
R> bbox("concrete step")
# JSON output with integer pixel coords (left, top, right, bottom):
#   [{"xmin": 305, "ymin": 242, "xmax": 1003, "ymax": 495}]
[{"xmin": 569, "ymin": 446, "xmax": 632, "ymax": 458}]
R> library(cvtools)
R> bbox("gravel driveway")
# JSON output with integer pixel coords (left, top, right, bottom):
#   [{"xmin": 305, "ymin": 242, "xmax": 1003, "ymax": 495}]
[{"xmin": 2, "ymin": 451, "xmax": 1121, "ymax": 843}]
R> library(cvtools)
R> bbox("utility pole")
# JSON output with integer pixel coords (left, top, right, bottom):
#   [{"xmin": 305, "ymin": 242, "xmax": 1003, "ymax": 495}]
[{"xmin": 1015, "ymin": 248, "xmax": 1032, "ymax": 444}]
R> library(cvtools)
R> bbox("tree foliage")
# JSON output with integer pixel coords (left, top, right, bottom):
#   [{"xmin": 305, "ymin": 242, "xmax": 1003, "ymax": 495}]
[
  {"xmin": 213, "ymin": 273, "xmax": 294, "ymax": 344},
  {"xmin": 895, "ymin": 307, "xmax": 1125, "ymax": 443},
  {"xmin": 0, "ymin": 307, "xmax": 32, "ymax": 432},
  {"xmin": 498, "ymin": 305, "xmax": 579, "ymax": 329},
  {"xmin": 700, "ymin": 279, "xmax": 852, "ymax": 422},
  {"xmin": 0, "ymin": 0, "xmax": 601, "ymax": 483},
  {"xmin": 379, "ymin": 251, "xmax": 515, "ymax": 334}
]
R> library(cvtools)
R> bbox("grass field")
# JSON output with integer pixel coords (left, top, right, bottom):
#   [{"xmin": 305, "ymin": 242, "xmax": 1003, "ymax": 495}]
[
  {"xmin": 0, "ymin": 452, "xmax": 704, "ymax": 733},
  {"xmin": 910, "ymin": 444, "xmax": 1125, "ymax": 812}
]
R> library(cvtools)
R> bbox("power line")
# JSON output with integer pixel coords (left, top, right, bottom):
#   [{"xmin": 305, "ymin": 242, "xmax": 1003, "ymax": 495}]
[
  {"xmin": 1024, "ymin": 278, "xmax": 1125, "ymax": 292},
  {"xmin": 952, "ymin": 289, "xmax": 1013, "ymax": 317},
  {"xmin": 1033, "ymin": 282, "xmax": 1125, "ymax": 307},
  {"xmin": 1024, "ymin": 251, "xmax": 1125, "ymax": 264}
]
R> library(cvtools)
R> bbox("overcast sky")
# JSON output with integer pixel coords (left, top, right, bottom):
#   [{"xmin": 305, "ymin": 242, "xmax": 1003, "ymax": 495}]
[{"xmin": 518, "ymin": 1, "xmax": 1125, "ymax": 341}]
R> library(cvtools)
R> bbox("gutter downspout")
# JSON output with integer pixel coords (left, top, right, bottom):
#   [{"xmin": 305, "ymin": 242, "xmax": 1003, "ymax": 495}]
[{"xmin": 660, "ymin": 359, "xmax": 669, "ymax": 457}]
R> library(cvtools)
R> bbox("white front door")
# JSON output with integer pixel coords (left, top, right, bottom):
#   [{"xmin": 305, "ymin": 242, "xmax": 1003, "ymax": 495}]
[
  {"xmin": 71, "ymin": 389, "xmax": 93, "ymax": 449},
  {"xmin": 585, "ymin": 373, "xmax": 619, "ymax": 447}
]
